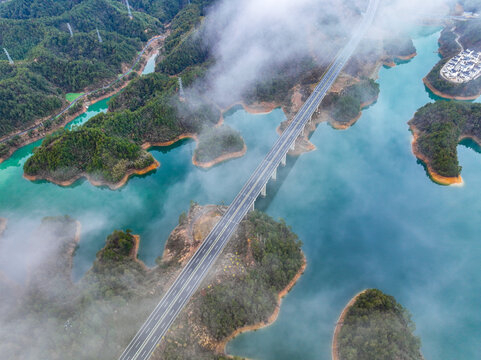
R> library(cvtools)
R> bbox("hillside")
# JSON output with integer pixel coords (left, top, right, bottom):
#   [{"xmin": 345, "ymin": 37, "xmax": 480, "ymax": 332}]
[{"xmin": 0, "ymin": 0, "xmax": 164, "ymax": 139}]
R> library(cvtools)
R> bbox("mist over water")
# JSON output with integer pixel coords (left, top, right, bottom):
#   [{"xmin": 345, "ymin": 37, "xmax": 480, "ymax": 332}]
[
  {"xmin": 228, "ymin": 29, "xmax": 481, "ymax": 360},
  {"xmin": 0, "ymin": 11, "xmax": 480, "ymax": 360}
]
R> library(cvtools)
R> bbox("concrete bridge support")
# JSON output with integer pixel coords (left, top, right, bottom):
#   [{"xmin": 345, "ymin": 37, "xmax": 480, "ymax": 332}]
[
  {"xmin": 260, "ymin": 183, "xmax": 267, "ymax": 198},
  {"xmin": 281, "ymin": 153, "xmax": 287, "ymax": 167},
  {"xmin": 271, "ymin": 168, "xmax": 277, "ymax": 181},
  {"xmin": 249, "ymin": 202, "xmax": 255, "ymax": 212}
]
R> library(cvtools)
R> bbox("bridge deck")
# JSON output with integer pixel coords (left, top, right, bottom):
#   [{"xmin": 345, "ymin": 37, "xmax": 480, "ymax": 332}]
[{"xmin": 119, "ymin": 1, "xmax": 379, "ymax": 359}]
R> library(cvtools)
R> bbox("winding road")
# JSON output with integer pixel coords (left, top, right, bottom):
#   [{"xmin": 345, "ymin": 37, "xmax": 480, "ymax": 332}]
[
  {"xmin": 118, "ymin": 0, "xmax": 380, "ymax": 359},
  {"xmin": 0, "ymin": 35, "xmax": 165, "ymax": 144}
]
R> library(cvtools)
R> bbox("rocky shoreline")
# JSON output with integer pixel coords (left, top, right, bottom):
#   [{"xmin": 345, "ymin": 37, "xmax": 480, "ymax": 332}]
[
  {"xmin": 217, "ymin": 254, "xmax": 307, "ymax": 356},
  {"xmin": 423, "ymin": 76, "xmax": 481, "ymax": 101},
  {"xmin": 331, "ymin": 290, "xmax": 368, "ymax": 360},
  {"xmin": 410, "ymin": 126, "xmax": 463, "ymax": 186},
  {"xmin": 23, "ymin": 159, "xmax": 160, "ymax": 190}
]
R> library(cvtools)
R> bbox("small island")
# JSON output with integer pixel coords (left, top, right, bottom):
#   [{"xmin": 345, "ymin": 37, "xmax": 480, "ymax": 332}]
[
  {"xmin": 320, "ymin": 79, "xmax": 380, "ymax": 130},
  {"xmin": 409, "ymin": 100, "xmax": 481, "ymax": 185},
  {"xmin": 193, "ymin": 125, "xmax": 246, "ymax": 168},
  {"xmin": 0, "ymin": 205, "xmax": 305, "ymax": 360},
  {"xmin": 333, "ymin": 289, "xmax": 423, "ymax": 360}
]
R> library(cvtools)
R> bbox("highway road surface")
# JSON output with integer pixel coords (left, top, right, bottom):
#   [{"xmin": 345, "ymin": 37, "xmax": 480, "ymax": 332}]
[{"xmin": 119, "ymin": 1, "xmax": 379, "ymax": 359}]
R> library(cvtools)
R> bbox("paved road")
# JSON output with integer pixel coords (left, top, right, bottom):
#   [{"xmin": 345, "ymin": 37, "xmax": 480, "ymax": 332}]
[
  {"xmin": 0, "ymin": 35, "xmax": 165, "ymax": 144},
  {"xmin": 119, "ymin": 1, "xmax": 379, "ymax": 359}
]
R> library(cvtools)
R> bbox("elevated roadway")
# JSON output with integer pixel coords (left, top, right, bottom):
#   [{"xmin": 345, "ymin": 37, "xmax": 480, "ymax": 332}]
[{"xmin": 119, "ymin": 1, "xmax": 379, "ymax": 359}]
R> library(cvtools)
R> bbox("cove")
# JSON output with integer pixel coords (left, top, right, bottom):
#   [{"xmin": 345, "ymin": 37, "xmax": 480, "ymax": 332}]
[{"xmin": 227, "ymin": 29, "xmax": 481, "ymax": 359}]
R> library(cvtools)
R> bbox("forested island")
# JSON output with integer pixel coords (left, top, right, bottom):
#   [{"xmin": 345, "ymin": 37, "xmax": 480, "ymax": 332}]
[
  {"xmin": 0, "ymin": 205, "xmax": 305, "ymax": 360},
  {"xmin": 320, "ymin": 79, "xmax": 380, "ymax": 130},
  {"xmin": 424, "ymin": 16, "xmax": 481, "ymax": 100},
  {"xmin": 333, "ymin": 289, "xmax": 423, "ymax": 360},
  {"xmin": 409, "ymin": 100, "xmax": 481, "ymax": 185},
  {"xmin": 21, "ymin": 0, "xmax": 248, "ymax": 187}
]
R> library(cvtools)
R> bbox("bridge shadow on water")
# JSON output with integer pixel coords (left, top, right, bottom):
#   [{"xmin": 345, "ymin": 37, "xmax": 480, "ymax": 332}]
[{"xmin": 254, "ymin": 154, "xmax": 301, "ymax": 212}]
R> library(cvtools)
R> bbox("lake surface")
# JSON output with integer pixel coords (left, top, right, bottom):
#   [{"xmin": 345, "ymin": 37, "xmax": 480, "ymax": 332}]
[{"xmin": 0, "ymin": 29, "xmax": 480, "ymax": 359}]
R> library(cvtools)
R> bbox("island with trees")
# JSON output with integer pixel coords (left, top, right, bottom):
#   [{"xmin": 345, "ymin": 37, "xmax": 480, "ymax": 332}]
[
  {"xmin": 332, "ymin": 289, "xmax": 423, "ymax": 360},
  {"xmin": 409, "ymin": 100, "xmax": 481, "ymax": 185},
  {"xmin": 0, "ymin": 204, "xmax": 305, "ymax": 360}
]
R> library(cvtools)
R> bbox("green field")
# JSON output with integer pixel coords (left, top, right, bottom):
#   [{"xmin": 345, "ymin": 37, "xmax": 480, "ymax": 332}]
[{"xmin": 65, "ymin": 93, "xmax": 85, "ymax": 102}]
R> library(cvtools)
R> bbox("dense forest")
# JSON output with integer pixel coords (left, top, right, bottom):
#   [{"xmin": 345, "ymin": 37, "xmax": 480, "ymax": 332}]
[
  {"xmin": 322, "ymin": 79, "xmax": 380, "ymax": 124},
  {"xmin": 0, "ymin": 207, "xmax": 303, "ymax": 360},
  {"xmin": 409, "ymin": 101, "xmax": 481, "ymax": 178},
  {"xmin": 194, "ymin": 125, "xmax": 244, "ymax": 163},
  {"xmin": 338, "ymin": 289, "xmax": 422, "ymax": 360},
  {"xmin": 22, "ymin": 0, "xmax": 244, "ymax": 183},
  {"xmin": 23, "ymin": 127, "xmax": 155, "ymax": 183},
  {"xmin": 0, "ymin": 0, "xmax": 168, "ymax": 138}
]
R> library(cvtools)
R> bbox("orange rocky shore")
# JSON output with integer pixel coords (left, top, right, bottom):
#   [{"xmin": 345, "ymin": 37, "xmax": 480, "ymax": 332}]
[
  {"xmin": 23, "ymin": 159, "xmax": 160, "ymax": 190},
  {"xmin": 331, "ymin": 290, "xmax": 368, "ymax": 360},
  {"xmin": 423, "ymin": 76, "xmax": 481, "ymax": 101},
  {"xmin": 410, "ymin": 126, "xmax": 463, "ymax": 186},
  {"xmin": 217, "ymin": 253, "xmax": 307, "ymax": 357}
]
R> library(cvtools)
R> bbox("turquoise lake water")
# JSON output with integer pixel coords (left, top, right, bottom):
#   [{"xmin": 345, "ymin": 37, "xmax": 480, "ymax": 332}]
[{"xmin": 0, "ymin": 29, "xmax": 480, "ymax": 359}]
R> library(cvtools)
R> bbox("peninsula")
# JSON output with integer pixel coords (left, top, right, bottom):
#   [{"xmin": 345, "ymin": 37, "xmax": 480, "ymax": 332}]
[
  {"xmin": 409, "ymin": 101, "xmax": 481, "ymax": 185},
  {"xmin": 0, "ymin": 205, "xmax": 305, "ymax": 360},
  {"xmin": 333, "ymin": 289, "xmax": 423, "ymax": 360},
  {"xmin": 424, "ymin": 18, "xmax": 481, "ymax": 100}
]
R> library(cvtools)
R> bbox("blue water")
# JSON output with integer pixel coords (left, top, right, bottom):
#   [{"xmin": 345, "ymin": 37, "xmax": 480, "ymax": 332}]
[
  {"xmin": 227, "ymin": 30, "xmax": 481, "ymax": 360},
  {"xmin": 0, "ymin": 29, "xmax": 480, "ymax": 359},
  {"xmin": 142, "ymin": 53, "xmax": 158, "ymax": 75}
]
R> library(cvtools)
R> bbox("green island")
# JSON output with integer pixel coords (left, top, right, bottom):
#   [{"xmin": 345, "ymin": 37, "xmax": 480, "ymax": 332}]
[
  {"xmin": 194, "ymin": 125, "xmax": 245, "ymax": 166},
  {"xmin": 409, "ymin": 100, "xmax": 481, "ymax": 184},
  {"xmin": 424, "ymin": 17, "xmax": 481, "ymax": 99},
  {"xmin": 0, "ymin": 205, "xmax": 305, "ymax": 360},
  {"xmin": 321, "ymin": 79, "xmax": 380, "ymax": 129},
  {"xmin": 334, "ymin": 289, "xmax": 423, "ymax": 360}
]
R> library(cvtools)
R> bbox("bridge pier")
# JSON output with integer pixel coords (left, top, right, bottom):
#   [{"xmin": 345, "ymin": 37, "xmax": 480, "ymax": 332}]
[
  {"xmin": 249, "ymin": 201, "xmax": 255, "ymax": 212},
  {"xmin": 290, "ymin": 142, "xmax": 296, "ymax": 151},
  {"xmin": 260, "ymin": 183, "xmax": 267, "ymax": 198},
  {"xmin": 271, "ymin": 168, "xmax": 277, "ymax": 181},
  {"xmin": 281, "ymin": 154, "xmax": 287, "ymax": 167}
]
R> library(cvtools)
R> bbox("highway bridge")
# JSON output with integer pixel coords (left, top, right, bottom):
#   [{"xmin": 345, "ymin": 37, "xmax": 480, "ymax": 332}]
[{"xmin": 119, "ymin": 1, "xmax": 380, "ymax": 359}]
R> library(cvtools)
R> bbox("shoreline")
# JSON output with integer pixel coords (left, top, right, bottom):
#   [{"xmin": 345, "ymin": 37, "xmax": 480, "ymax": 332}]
[
  {"xmin": 423, "ymin": 76, "xmax": 481, "ymax": 101},
  {"xmin": 329, "ymin": 96, "xmax": 378, "ymax": 130},
  {"xmin": 23, "ymin": 159, "xmax": 160, "ymax": 190},
  {"xmin": 0, "ymin": 35, "xmax": 164, "ymax": 165},
  {"xmin": 193, "ymin": 143, "xmax": 247, "ymax": 169},
  {"xmin": 218, "ymin": 253, "xmax": 307, "ymax": 356},
  {"xmin": 410, "ymin": 126, "xmax": 463, "ymax": 186},
  {"xmin": 131, "ymin": 235, "xmax": 150, "ymax": 271},
  {"xmin": 331, "ymin": 290, "xmax": 368, "ymax": 360}
]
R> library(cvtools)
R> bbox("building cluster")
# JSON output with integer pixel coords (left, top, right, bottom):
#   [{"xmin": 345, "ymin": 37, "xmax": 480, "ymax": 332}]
[{"xmin": 441, "ymin": 49, "xmax": 481, "ymax": 83}]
